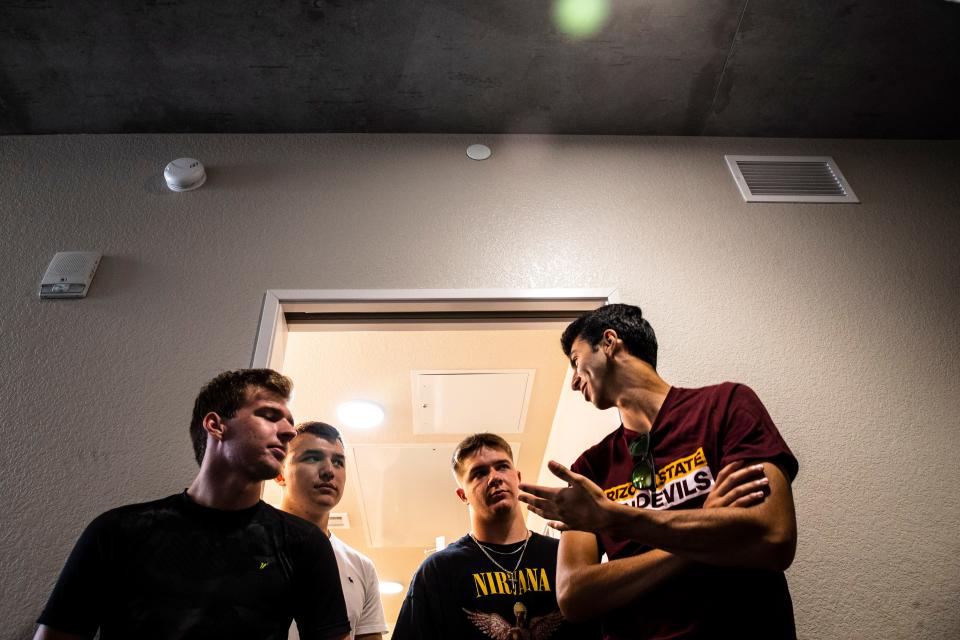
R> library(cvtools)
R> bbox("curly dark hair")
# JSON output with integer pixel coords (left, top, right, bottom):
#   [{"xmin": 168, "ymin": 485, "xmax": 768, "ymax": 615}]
[{"xmin": 560, "ymin": 303, "xmax": 658, "ymax": 369}]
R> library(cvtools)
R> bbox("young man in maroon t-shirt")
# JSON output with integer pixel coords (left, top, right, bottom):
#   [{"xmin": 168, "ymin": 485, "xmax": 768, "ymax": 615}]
[{"xmin": 519, "ymin": 304, "xmax": 799, "ymax": 639}]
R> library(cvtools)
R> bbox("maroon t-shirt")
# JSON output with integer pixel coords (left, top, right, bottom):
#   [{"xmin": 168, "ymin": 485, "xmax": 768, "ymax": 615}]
[{"xmin": 570, "ymin": 382, "xmax": 798, "ymax": 640}]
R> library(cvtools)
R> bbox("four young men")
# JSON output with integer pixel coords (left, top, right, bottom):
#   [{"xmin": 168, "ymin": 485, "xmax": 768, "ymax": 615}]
[{"xmin": 36, "ymin": 302, "xmax": 799, "ymax": 639}]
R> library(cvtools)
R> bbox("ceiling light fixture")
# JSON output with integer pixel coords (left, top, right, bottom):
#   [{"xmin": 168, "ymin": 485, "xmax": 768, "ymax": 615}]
[
  {"xmin": 466, "ymin": 143, "xmax": 491, "ymax": 161},
  {"xmin": 379, "ymin": 581, "xmax": 404, "ymax": 595},
  {"xmin": 336, "ymin": 400, "xmax": 385, "ymax": 429}
]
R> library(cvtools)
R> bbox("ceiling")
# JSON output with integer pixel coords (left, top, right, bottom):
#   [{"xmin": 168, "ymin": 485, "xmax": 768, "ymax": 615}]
[{"xmin": 3, "ymin": 1, "xmax": 958, "ymax": 139}]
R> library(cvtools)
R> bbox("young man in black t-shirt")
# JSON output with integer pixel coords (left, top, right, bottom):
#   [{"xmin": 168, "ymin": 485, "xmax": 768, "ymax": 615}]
[
  {"xmin": 35, "ymin": 369, "xmax": 351, "ymax": 640},
  {"xmin": 393, "ymin": 432, "xmax": 598, "ymax": 640},
  {"xmin": 518, "ymin": 304, "xmax": 799, "ymax": 639}
]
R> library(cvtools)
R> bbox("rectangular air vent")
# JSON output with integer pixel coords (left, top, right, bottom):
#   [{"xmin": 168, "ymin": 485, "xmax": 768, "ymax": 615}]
[
  {"xmin": 725, "ymin": 155, "xmax": 859, "ymax": 203},
  {"xmin": 328, "ymin": 512, "xmax": 350, "ymax": 529}
]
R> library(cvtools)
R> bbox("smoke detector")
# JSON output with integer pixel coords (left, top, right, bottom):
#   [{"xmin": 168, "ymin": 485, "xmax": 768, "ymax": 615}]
[{"xmin": 164, "ymin": 158, "xmax": 206, "ymax": 191}]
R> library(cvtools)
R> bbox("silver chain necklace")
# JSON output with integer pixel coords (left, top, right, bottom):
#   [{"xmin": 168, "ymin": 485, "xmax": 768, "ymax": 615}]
[
  {"xmin": 469, "ymin": 531, "xmax": 531, "ymax": 594},
  {"xmin": 475, "ymin": 541, "xmax": 526, "ymax": 556}
]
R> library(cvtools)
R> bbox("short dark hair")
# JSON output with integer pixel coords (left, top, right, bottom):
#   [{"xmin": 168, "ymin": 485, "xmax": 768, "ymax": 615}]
[
  {"xmin": 452, "ymin": 432, "xmax": 514, "ymax": 477},
  {"xmin": 189, "ymin": 369, "xmax": 293, "ymax": 465},
  {"xmin": 294, "ymin": 421, "xmax": 343, "ymax": 446},
  {"xmin": 561, "ymin": 303, "xmax": 658, "ymax": 369}
]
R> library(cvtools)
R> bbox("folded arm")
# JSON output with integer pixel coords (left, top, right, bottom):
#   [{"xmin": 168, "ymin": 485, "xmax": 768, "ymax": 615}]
[
  {"xmin": 551, "ymin": 461, "xmax": 778, "ymax": 621},
  {"xmin": 521, "ymin": 459, "xmax": 795, "ymax": 571}
]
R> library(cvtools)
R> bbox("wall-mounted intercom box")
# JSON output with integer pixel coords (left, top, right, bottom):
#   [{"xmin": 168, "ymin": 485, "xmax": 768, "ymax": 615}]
[{"xmin": 39, "ymin": 251, "xmax": 102, "ymax": 299}]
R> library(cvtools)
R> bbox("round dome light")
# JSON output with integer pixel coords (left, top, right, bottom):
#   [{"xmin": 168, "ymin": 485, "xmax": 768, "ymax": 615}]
[
  {"xmin": 466, "ymin": 144, "xmax": 492, "ymax": 161},
  {"xmin": 336, "ymin": 400, "xmax": 385, "ymax": 429},
  {"xmin": 379, "ymin": 581, "xmax": 404, "ymax": 595}
]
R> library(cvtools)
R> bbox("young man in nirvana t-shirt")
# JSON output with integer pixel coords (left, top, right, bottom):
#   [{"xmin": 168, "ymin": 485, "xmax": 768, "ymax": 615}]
[
  {"xmin": 34, "ymin": 369, "xmax": 350, "ymax": 640},
  {"xmin": 392, "ymin": 432, "xmax": 765, "ymax": 639},
  {"xmin": 519, "ymin": 304, "xmax": 799, "ymax": 639},
  {"xmin": 392, "ymin": 433, "xmax": 600, "ymax": 640}
]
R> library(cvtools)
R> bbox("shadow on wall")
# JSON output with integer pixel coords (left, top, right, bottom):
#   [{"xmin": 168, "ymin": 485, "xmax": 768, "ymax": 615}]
[
  {"xmin": 85, "ymin": 254, "xmax": 142, "ymax": 301},
  {"xmin": 142, "ymin": 162, "xmax": 308, "ymax": 195},
  {"xmin": 14, "ymin": 622, "xmax": 36, "ymax": 639}
]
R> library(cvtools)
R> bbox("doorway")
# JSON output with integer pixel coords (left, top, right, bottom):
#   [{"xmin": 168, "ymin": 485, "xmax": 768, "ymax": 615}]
[{"xmin": 250, "ymin": 288, "xmax": 620, "ymax": 628}]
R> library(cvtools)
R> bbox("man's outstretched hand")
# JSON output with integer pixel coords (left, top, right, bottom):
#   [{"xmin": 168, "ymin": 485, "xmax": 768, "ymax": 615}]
[{"xmin": 518, "ymin": 461, "xmax": 613, "ymax": 532}]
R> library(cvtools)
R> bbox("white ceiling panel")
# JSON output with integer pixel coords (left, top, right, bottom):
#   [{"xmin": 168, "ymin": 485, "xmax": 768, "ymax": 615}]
[
  {"xmin": 352, "ymin": 442, "xmax": 520, "ymax": 548},
  {"xmin": 412, "ymin": 370, "xmax": 534, "ymax": 435}
]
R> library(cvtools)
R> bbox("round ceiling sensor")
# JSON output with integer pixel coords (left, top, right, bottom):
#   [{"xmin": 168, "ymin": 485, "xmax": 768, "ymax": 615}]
[
  {"xmin": 164, "ymin": 157, "xmax": 206, "ymax": 192},
  {"xmin": 466, "ymin": 144, "xmax": 492, "ymax": 161}
]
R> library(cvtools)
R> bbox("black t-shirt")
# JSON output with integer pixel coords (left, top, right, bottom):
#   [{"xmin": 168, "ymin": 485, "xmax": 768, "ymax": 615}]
[
  {"xmin": 392, "ymin": 532, "xmax": 599, "ymax": 640},
  {"xmin": 571, "ymin": 383, "xmax": 798, "ymax": 640},
  {"xmin": 37, "ymin": 492, "xmax": 350, "ymax": 640}
]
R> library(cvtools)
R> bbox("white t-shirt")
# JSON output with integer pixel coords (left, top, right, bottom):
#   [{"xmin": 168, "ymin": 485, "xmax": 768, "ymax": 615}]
[{"xmin": 291, "ymin": 532, "xmax": 388, "ymax": 639}]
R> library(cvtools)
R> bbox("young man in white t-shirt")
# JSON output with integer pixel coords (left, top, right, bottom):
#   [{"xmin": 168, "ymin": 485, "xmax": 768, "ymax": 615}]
[{"xmin": 278, "ymin": 422, "xmax": 388, "ymax": 640}]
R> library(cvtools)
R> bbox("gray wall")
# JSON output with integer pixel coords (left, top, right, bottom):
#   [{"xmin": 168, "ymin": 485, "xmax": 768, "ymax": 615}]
[{"xmin": 1, "ymin": 134, "xmax": 958, "ymax": 638}]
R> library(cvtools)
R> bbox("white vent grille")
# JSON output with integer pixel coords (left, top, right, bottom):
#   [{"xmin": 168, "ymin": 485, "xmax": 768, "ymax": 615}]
[
  {"xmin": 725, "ymin": 155, "xmax": 859, "ymax": 203},
  {"xmin": 328, "ymin": 512, "xmax": 350, "ymax": 529}
]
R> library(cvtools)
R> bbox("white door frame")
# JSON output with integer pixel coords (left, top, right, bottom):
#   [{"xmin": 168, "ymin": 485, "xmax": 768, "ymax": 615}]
[{"xmin": 250, "ymin": 288, "xmax": 620, "ymax": 369}]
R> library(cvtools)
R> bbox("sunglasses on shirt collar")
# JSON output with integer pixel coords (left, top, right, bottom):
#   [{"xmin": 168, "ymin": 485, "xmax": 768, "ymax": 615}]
[{"xmin": 628, "ymin": 432, "xmax": 657, "ymax": 491}]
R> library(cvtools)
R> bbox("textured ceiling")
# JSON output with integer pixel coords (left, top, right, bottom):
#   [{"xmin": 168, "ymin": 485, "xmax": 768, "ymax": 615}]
[{"xmin": 2, "ymin": 0, "xmax": 959, "ymax": 138}]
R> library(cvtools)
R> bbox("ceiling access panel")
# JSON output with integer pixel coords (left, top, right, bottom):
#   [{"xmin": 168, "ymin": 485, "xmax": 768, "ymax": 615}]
[{"xmin": 411, "ymin": 370, "xmax": 535, "ymax": 435}]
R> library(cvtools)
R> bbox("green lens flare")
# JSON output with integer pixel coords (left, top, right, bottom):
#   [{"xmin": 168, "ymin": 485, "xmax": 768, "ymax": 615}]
[{"xmin": 553, "ymin": 0, "xmax": 610, "ymax": 39}]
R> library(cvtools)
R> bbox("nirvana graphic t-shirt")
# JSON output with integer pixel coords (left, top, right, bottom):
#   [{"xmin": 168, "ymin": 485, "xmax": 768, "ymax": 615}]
[
  {"xmin": 392, "ymin": 533, "xmax": 598, "ymax": 640},
  {"xmin": 38, "ymin": 492, "xmax": 350, "ymax": 640},
  {"xmin": 571, "ymin": 382, "xmax": 799, "ymax": 640}
]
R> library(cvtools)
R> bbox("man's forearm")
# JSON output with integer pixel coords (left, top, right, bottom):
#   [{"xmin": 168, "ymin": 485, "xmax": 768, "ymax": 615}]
[
  {"xmin": 558, "ymin": 549, "xmax": 690, "ymax": 621},
  {"xmin": 603, "ymin": 503, "xmax": 795, "ymax": 570},
  {"xmin": 601, "ymin": 463, "xmax": 797, "ymax": 570}
]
